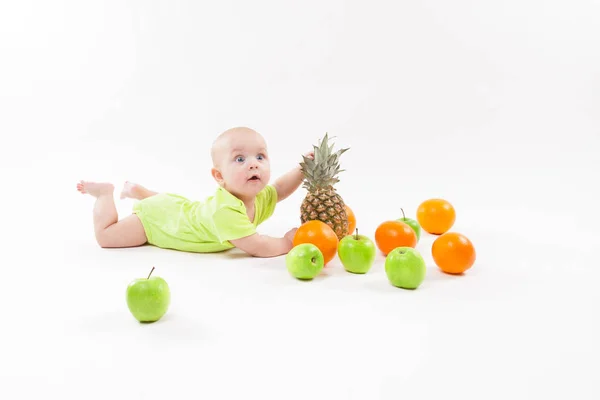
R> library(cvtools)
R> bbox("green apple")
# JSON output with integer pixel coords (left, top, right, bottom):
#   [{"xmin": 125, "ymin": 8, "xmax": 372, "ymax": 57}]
[
  {"xmin": 337, "ymin": 228, "xmax": 376, "ymax": 274},
  {"xmin": 126, "ymin": 267, "xmax": 171, "ymax": 322},
  {"xmin": 286, "ymin": 243, "xmax": 324, "ymax": 280},
  {"xmin": 398, "ymin": 208, "xmax": 421, "ymax": 241},
  {"xmin": 385, "ymin": 247, "xmax": 426, "ymax": 289}
]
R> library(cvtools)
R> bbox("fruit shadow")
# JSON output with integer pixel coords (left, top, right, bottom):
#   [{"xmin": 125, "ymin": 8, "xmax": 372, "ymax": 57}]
[
  {"xmin": 361, "ymin": 264, "xmax": 464, "ymax": 293},
  {"xmin": 288, "ymin": 266, "xmax": 335, "ymax": 283},
  {"xmin": 316, "ymin": 267, "xmax": 337, "ymax": 280},
  {"xmin": 425, "ymin": 265, "xmax": 466, "ymax": 281},
  {"xmin": 362, "ymin": 276, "xmax": 421, "ymax": 293},
  {"xmin": 244, "ymin": 255, "xmax": 340, "ymax": 282},
  {"xmin": 137, "ymin": 313, "xmax": 212, "ymax": 341}
]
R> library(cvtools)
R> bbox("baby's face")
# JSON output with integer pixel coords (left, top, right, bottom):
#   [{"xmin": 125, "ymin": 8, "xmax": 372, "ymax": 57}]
[{"xmin": 213, "ymin": 129, "xmax": 271, "ymax": 199}]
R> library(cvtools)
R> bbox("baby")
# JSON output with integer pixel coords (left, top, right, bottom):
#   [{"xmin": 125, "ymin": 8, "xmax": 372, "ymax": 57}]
[{"xmin": 77, "ymin": 127, "xmax": 311, "ymax": 257}]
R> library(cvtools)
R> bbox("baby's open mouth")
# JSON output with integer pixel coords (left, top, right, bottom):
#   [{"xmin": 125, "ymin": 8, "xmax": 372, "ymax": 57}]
[{"xmin": 248, "ymin": 175, "xmax": 260, "ymax": 181}]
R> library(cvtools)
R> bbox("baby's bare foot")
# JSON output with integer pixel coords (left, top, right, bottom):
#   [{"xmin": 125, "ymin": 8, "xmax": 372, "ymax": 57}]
[
  {"xmin": 120, "ymin": 181, "xmax": 144, "ymax": 200},
  {"xmin": 77, "ymin": 181, "xmax": 114, "ymax": 197}
]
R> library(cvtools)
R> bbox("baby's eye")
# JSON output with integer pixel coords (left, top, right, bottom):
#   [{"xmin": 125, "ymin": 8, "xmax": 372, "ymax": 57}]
[
  {"xmin": 235, "ymin": 156, "xmax": 245, "ymax": 163},
  {"xmin": 256, "ymin": 154, "xmax": 265, "ymax": 161}
]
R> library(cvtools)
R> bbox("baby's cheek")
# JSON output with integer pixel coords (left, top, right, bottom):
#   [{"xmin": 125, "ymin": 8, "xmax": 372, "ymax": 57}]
[{"xmin": 236, "ymin": 173, "xmax": 248, "ymax": 185}]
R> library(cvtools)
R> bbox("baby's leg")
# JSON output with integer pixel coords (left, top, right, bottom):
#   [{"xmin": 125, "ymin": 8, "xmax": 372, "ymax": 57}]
[
  {"xmin": 77, "ymin": 181, "xmax": 147, "ymax": 248},
  {"xmin": 120, "ymin": 181, "xmax": 158, "ymax": 200}
]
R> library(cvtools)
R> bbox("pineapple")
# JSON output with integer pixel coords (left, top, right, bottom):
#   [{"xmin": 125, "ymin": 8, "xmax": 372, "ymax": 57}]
[{"xmin": 299, "ymin": 133, "xmax": 350, "ymax": 240}]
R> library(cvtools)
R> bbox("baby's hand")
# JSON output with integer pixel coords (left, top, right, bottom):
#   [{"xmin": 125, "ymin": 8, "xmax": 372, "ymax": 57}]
[{"xmin": 303, "ymin": 151, "xmax": 314, "ymax": 160}]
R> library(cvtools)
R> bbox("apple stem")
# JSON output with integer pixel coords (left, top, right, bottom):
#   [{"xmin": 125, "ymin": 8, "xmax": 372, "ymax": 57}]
[
  {"xmin": 147, "ymin": 266, "xmax": 155, "ymax": 279},
  {"xmin": 355, "ymin": 228, "xmax": 359, "ymax": 240},
  {"xmin": 401, "ymin": 208, "xmax": 406, "ymax": 219}
]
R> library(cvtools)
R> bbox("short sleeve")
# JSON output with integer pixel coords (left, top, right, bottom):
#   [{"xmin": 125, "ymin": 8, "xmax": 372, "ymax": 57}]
[
  {"xmin": 254, "ymin": 185, "xmax": 278, "ymax": 225},
  {"xmin": 211, "ymin": 206, "xmax": 257, "ymax": 243}
]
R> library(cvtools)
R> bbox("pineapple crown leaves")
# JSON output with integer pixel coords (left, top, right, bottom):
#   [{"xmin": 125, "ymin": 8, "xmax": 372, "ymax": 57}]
[{"xmin": 299, "ymin": 132, "xmax": 349, "ymax": 191}]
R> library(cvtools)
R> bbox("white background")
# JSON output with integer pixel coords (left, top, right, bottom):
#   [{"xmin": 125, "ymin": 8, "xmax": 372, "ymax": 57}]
[{"xmin": 1, "ymin": 0, "xmax": 599, "ymax": 399}]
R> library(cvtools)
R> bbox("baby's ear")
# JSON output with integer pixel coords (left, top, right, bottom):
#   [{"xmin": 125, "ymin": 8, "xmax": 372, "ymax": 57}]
[{"xmin": 211, "ymin": 168, "xmax": 224, "ymax": 184}]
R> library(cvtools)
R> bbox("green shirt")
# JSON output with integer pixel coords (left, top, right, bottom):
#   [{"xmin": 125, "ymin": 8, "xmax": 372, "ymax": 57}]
[{"xmin": 133, "ymin": 185, "xmax": 278, "ymax": 253}]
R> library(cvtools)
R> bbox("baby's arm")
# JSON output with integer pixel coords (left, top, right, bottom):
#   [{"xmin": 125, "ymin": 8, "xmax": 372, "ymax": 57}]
[
  {"xmin": 273, "ymin": 151, "xmax": 314, "ymax": 202},
  {"xmin": 230, "ymin": 228, "xmax": 297, "ymax": 257}
]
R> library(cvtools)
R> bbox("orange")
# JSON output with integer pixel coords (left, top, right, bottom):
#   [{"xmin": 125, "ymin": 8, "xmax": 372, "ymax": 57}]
[
  {"xmin": 432, "ymin": 232, "xmax": 476, "ymax": 274},
  {"xmin": 345, "ymin": 205, "xmax": 356, "ymax": 235},
  {"xmin": 417, "ymin": 198, "xmax": 456, "ymax": 235},
  {"xmin": 293, "ymin": 220, "xmax": 339, "ymax": 265},
  {"xmin": 374, "ymin": 220, "xmax": 417, "ymax": 255}
]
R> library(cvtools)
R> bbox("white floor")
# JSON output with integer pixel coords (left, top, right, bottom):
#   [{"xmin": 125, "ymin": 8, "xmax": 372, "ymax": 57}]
[
  {"xmin": 2, "ymin": 1, "xmax": 600, "ymax": 399},
  {"xmin": 2, "ymin": 148, "xmax": 599, "ymax": 399}
]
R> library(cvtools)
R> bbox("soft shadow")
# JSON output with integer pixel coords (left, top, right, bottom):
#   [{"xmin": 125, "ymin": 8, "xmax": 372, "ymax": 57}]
[
  {"xmin": 138, "ymin": 312, "xmax": 173, "ymax": 325},
  {"xmin": 362, "ymin": 277, "xmax": 425, "ymax": 293},
  {"xmin": 285, "ymin": 267, "xmax": 332, "ymax": 283},
  {"xmin": 359, "ymin": 265, "xmax": 462, "ymax": 293},
  {"xmin": 136, "ymin": 313, "xmax": 211, "ymax": 342},
  {"xmin": 313, "ymin": 268, "xmax": 334, "ymax": 281},
  {"xmin": 221, "ymin": 248, "xmax": 252, "ymax": 260},
  {"xmin": 425, "ymin": 267, "xmax": 465, "ymax": 281}
]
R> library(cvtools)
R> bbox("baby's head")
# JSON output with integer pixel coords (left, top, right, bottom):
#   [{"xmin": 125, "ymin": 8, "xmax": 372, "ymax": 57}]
[{"xmin": 210, "ymin": 127, "xmax": 271, "ymax": 200}]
